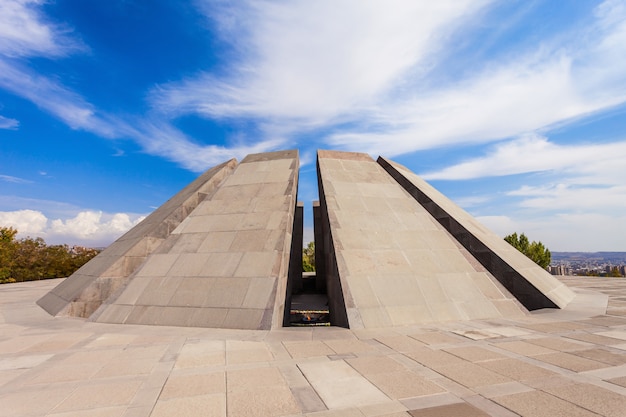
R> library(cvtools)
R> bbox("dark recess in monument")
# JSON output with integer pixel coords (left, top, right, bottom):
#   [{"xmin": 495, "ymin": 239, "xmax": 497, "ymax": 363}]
[
  {"xmin": 377, "ymin": 156, "xmax": 559, "ymax": 311},
  {"xmin": 285, "ymin": 200, "xmax": 332, "ymax": 327}
]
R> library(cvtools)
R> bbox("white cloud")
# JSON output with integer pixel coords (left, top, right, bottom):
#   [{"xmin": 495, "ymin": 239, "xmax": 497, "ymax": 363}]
[
  {"xmin": 0, "ymin": 209, "xmax": 145, "ymax": 246},
  {"xmin": 0, "ymin": 0, "xmax": 82, "ymax": 57},
  {"xmin": 0, "ymin": 174, "xmax": 31, "ymax": 184},
  {"xmin": 152, "ymin": 0, "xmax": 492, "ymax": 123},
  {"xmin": 129, "ymin": 120, "xmax": 286, "ymax": 171},
  {"xmin": 508, "ymin": 183, "xmax": 626, "ymax": 212},
  {"xmin": 149, "ymin": 0, "xmax": 626, "ymax": 163},
  {"xmin": 422, "ymin": 134, "xmax": 626, "ymax": 183},
  {"xmin": 0, "ymin": 114, "xmax": 18, "ymax": 129},
  {"xmin": 0, "ymin": 60, "xmax": 122, "ymax": 136},
  {"xmin": 0, "ymin": 209, "xmax": 47, "ymax": 235}
]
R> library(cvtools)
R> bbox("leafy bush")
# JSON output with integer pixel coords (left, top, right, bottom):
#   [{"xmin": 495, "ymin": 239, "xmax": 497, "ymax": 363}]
[
  {"xmin": 504, "ymin": 232, "xmax": 551, "ymax": 269},
  {"xmin": 0, "ymin": 227, "xmax": 100, "ymax": 283}
]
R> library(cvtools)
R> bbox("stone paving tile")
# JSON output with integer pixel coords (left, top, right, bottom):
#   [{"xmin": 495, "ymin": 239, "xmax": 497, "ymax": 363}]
[
  {"xmin": 443, "ymin": 346, "xmax": 507, "ymax": 362},
  {"xmin": 52, "ymin": 380, "xmax": 143, "ymax": 413},
  {"xmin": 151, "ymin": 393, "xmax": 226, "ymax": 417},
  {"xmin": 324, "ymin": 338, "xmax": 379, "ymax": 354},
  {"xmin": 525, "ymin": 336, "xmax": 590, "ymax": 352},
  {"xmin": 492, "ymin": 340, "xmax": 557, "ymax": 356},
  {"xmin": 543, "ymin": 382, "xmax": 626, "ymax": 417},
  {"xmin": 298, "ymin": 360, "xmax": 389, "ymax": 409},
  {"xmin": 597, "ymin": 330, "xmax": 626, "ymax": 341},
  {"xmin": 21, "ymin": 333, "xmax": 92, "ymax": 353},
  {"xmin": 0, "ymin": 353, "xmax": 54, "ymax": 371},
  {"xmin": 174, "ymin": 341, "xmax": 225, "ymax": 369},
  {"xmin": 48, "ymin": 406, "xmax": 127, "ymax": 417},
  {"xmin": 580, "ymin": 316, "xmax": 626, "ymax": 327},
  {"xmin": 519, "ymin": 321, "xmax": 591, "ymax": 333},
  {"xmin": 427, "ymin": 361, "xmax": 512, "ymax": 388},
  {"xmin": 407, "ymin": 402, "xmax": 490, "ymax": 417},
  {"xmin": 571, "ymin": 348, "xmax": 626, "ymax": 366},
  {"xmin": 409, "ymin": 332, "xmax": 464, "ymax": 346},
  {"xmin": 26, "ymin": 362, "xmax": 106, "ymax": 385},
  {"xmin": 608, "ymin": 376, "xmax": 626, "ymax": 388},
  {"xmin": 0, "ymin": 386, "xmax": 76, "ymax": 416},
  {"xmin": 283, "ymin": 340, "xmax": 336, "ymax": 359},
  {"xmin": 0, "ymin": 369, "xmax": 27, "ymax": 387},
  {"xmin": 533, "ymin": 351, "xmax": 610, "ymax": 372},
  {"xmin": 564, "ymin": 331, "xmax": 626, "ymax": 345},
  {"xmin": 346, "ymin": 356, "xmax": 407, "ymax": 375},
  {"xmin": 95, "ymin": 359, "xmax": 157, "ymax": 379},
  {"xmin": 305, "ymin": 407, "xmax": 366, "ymax": 417},
  {"xmin": 228, "ymin": 385, "xmax": 300, "ymax": 417},
  {"xmin": 473, "ymin": 381, "xmax": 534, "ymax": 398},
  {"xmin": 478, "ymin": 358, "xmax": 559, "ymax": 381},
  {"xmin": 374, "ymin": 336, "xmax": 425, "ymax": 353},
  {"xmin": 399, "ymin": 393, "xmax": 463, "ymax": 412},
  {"xmin": 358, "ymin": 401, "xmax": 408, "ymax": 417},
  {"xmin": 492, "ymin": 390, "xmax": 602, "ymax": 417},
  {"xmin": 290, "ymin": 385, "xmax": 327, "ymax": 414},
  {"xmin": 403, "ymin": 348, "xmax": 466, "ymax": 368},
  {"xmin": 366, "ymin": 371, "xmax": 445, "ymax": 400},
  {"xmin": 160, "ymin": 371, "xmax": 225, "ymax": 400}
]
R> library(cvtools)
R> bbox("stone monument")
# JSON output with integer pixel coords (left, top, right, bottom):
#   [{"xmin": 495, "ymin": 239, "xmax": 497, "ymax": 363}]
[{"xmin": 38, "ymin": 149, "xmax": 574, "ymax": 330}]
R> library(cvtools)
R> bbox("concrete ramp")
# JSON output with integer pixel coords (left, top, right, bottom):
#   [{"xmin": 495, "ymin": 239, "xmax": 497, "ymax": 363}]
[
  {"xmin": 37, "ymin": 159, "xmax": 237, "ymax": 318},
  {"xmin": 91, "ymin": 150, "xmax": 299, "ymax": 330},
  {"xmin": 316, "ymin": 150, "xmax": 531, "ymax": 329},
  {"xmin": 378, "ymin": 156, "xmax": 575, "ymax": 310}
]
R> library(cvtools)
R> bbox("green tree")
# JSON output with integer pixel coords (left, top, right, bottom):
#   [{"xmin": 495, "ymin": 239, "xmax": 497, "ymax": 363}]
[
  {"xmin": 504, "ymin": 232, "xmax": 551, "ymax": 269},
  {"xmin": 303, "ymin": 241, "xmax": 315, "ymax": 272},
  {"xmin": 0, "ymin": 227, "xmax": 100, "ymax": 283},
  {"xmin": 0, "ymin": 227, "xmax": 18, "ymax": 283}
]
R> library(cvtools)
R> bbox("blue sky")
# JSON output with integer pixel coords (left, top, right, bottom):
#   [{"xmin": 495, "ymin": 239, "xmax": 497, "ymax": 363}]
[{"xmin": 1, "ymin": 0, "xmax": 626, "ymax": 251}]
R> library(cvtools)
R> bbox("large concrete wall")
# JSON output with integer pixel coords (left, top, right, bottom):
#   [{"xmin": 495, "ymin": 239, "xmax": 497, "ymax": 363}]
[
  {"xmin": 91, "ymin": 150, "xmax": 299, "ymax": 330},
  {"xmin": 317, "ymin": 150, "xmax": 527, "ymax": 329},
  {"xmin": 37, "ymin": 159, "xmax": 237, "ymax": 318},
  {"xmin": 378, "ymin": 156, "xmax": 575, "ymax": 310}
]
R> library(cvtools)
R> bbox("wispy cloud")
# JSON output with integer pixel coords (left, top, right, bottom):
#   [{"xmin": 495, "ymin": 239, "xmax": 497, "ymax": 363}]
[
  {"xmin": 0, "ymin": 0, "xmax": 84, "ymax": 58},
  {"xmin": 422, "ymin": 134, "xmax": 626, "ymax": 183},
  {"xmin": 152, "ymin": 0, "xmax": 493, "ymax": 127},
  {"xmin": 151, "ymin": 0, "xmax": 626, "ymax": 164},
  {"xmin": 0, "ymin": 0, "xmax": 281, "ymax": 171},
  {"xmin": 0, "ymin": 114, "xmax": 18, "ymax": 129},
  {"xmin": 0, "ymin": 174, "xmax": 31, "ymax": 184}
]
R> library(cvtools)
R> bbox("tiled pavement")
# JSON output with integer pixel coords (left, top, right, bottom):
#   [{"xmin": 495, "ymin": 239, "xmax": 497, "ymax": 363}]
[{"xmin": 1, "ymin": 277, "xmax": 626, "ymax": 417}]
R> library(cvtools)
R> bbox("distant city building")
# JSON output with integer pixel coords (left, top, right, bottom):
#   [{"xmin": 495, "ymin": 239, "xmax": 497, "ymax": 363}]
[{"xmin": 549, "ymin": 265, "xmax": 571, "ymax": 276}]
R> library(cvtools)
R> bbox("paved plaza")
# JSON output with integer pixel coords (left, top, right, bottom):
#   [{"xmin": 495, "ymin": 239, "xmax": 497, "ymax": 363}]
[{"xmin": 2, "ymin": 276, "xmax": 626, "ymax": 416}]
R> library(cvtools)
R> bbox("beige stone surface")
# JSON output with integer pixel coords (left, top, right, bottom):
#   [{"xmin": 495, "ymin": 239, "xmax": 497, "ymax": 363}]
[
  {"xmin": 318, "ymin": 151, "xmax": 527, "ymax": 329},
  {"xmin": 378, "ymin": 156, "xmax": 575, "ymax": 310},
  {"xmin": 92, "ymin": 150, "xmax": 298, "ymax": 330},
  {"xmin": 5, "ymin": 228, "xmax": 626, "ymax": 417},
  {"xmin": 151, "ymin": 394, "xmax": 226, "ymax": 417},
  {"xmin": 493, "ymin": 390, "xmax": 601, "ymax": 417},
  {"xmin": 534, "ymin": 351, "xmax": 610, "ymax": 372},
  {"xmin": 408, "ymin": 402, "xmax": 491, "ymax": 417},
  {"xmin": 543, "ymin": 383, "xmax": 626, "ymax": 417},
  {"xmin": 37, "ymin": 159, "xmax": 237, "ymax": 319},
  {"xmin": 298, "ymin": 360, "xmax": 390, "ymax": 408}
]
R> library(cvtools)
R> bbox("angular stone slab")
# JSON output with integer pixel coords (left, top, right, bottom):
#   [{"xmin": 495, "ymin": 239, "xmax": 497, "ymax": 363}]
[
  {"xmin": 37, "ymin": 159, "xmax": 237, "ymax": 318},
  {"xmin": 91, "ymin": 150, "xmax": 299, "ymax": 330},
  {"xmin": 378, "ymin": 156, "xmax": 575, "ymax": 310},
  {"xmin": 316, "ymin": 150, "xmax": 527, "ymax": 329}
]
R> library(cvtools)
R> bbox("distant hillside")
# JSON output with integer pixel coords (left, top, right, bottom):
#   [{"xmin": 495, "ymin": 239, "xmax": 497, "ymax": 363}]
[{"xmin": 552, "ymin": 252, "xmax": 626, "ymax": 263}]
